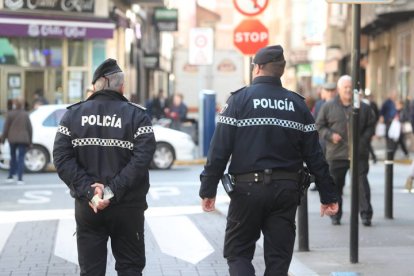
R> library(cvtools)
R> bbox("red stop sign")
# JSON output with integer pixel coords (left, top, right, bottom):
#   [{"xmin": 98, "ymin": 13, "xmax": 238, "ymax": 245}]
[{"xmin": 234, "ymin": 19, "xmax": 269, "ymax": 56}]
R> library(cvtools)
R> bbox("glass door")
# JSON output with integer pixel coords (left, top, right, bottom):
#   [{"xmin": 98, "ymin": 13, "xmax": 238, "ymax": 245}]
[{"xmin": 0, "ymin": 67, "xmax": 24, "ymax": 112}]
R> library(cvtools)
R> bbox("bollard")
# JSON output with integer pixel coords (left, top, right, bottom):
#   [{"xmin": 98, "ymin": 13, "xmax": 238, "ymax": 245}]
[
  {"xmin": 198, "ymin": 90, "xmax": 216, "ymax": 157},
  {"xmin": 384, "ymin": 149, "xmax": 393, "ymax": 219},
  {"xmin": 297, "ymin": 191, "xmax": 309, "ymax": 252}
]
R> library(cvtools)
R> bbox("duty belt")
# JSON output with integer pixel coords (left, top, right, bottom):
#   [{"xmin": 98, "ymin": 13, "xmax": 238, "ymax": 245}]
[{"xmin": 234, "ymin": 169, "xmax": 300, "ymax": 184}]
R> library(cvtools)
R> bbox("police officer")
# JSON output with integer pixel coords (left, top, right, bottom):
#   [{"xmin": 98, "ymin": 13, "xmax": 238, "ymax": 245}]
[
  {"xmin": 53, "ymin": 58, "xmax": 156, "ymax": 275},
  {"xmin": 199, "ymin": 45, "xmax": 338, "ymax": 276}
]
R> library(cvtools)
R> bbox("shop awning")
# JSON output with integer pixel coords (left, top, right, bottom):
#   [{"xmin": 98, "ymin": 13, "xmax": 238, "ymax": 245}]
[{"xmin": 0, "ymin": 12, "xmax": 115, "ymax": 39}]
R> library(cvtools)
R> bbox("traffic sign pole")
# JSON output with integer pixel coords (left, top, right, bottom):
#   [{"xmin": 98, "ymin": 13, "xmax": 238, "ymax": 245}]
[{"xmin": 350, "ymin": 3, "xmax": 361, "ymax": 264}]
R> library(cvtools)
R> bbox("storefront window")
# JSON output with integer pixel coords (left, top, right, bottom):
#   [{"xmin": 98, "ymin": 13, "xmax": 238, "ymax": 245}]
[
  {"xmin": 0, "ymin": 38, "xmax": 62, "ymax": 67},
  {"xmin": 67, "ymin": 71, "xmax": 87, "ymax": 103},
  {"xmin": 92, "ymin": 40, "xmax": 106, "ymax": 73},
  {"xmin": 68, "ymin": 40, "xmax": 87, "ymax": 67}
]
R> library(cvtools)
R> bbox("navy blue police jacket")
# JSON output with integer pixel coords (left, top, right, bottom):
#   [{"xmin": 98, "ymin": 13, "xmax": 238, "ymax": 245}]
[
  {"xmin": 200, "ymin": 76, "xmax": 337, "ymax": 204},
  {"xmin": 53, "ymin": 90, "xmax": 156, "ymax": 209}
]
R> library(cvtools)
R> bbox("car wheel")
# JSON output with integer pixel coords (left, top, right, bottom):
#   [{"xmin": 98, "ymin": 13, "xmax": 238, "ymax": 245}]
[
  {"xmin": 24, "ymin": 145, "xmax": 49, "ymax": 173},
  {"xmin": 151, "ymin": 142, "xmax": 175, "ymax": 170}
]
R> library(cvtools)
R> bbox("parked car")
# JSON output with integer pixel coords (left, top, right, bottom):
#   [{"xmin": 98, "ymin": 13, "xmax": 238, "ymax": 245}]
[{"xmin": 0, "ymin": 104, "xmax": 196, "ymax": 172}]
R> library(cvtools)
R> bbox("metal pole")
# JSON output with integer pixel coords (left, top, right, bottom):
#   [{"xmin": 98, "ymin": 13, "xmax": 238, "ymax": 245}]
[
  {"xmin": 350, "ymin": 3, "xmax": 361, "ymax": 264},
  {"xmin": 297, "ymin": 191, "xmax": 309, "ymax": 252},
  {"xmin": 385, "ymin": 149, "xmax": 394, "ymax": 219},
  {"xmin": 249, "ymin": 56, "xmax": 253, "ymax": 85}
]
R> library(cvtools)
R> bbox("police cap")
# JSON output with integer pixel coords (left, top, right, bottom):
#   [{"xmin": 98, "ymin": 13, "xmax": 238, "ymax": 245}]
[
  {"xmin": 253, "ymin": 45, "xmax": 285, "ymax": 65},
  {"xmin": 92, "ymin": 58, "xmax": 122, "ymax": 84},
  {"xmin": 323, "ymin": 82, "xmax": 336, "ymax": 90}
]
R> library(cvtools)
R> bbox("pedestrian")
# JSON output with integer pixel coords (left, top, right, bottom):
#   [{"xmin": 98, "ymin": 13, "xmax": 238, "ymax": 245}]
[
  {"xmin": 151, "ymin": 89, "xmax": 167, "ymax": 120},
  {"xmin": 53, "ymin": 58, "xmax": 156, "ymax": 275},
  {"xmin": 316, "ymin": 75, "xmax": 376, "ymax": 226},
  {"xmin": 32, "ymin": 88, "xmax": 49, "ymax": 109},
  {"xmin": 363, "ymin": 92, "xmax": 380, "ymax": 163},
  {"xmin": 388, "ymin": 98, "xmax": 410, "ymax": 159},
  {"xmin": 165, "ymin": 93, "xmax": 188, "ymax": 130},
  {"xmin": 312, "ymin": 82, "xmax": 337, "ymax": 120},
  {"xmin": 199, "ymin": 45, "xmax": 338, "ymax": 275},
  {"xmin": 0, "ymin": 97, "xmax": 32, "ymax": 185}
]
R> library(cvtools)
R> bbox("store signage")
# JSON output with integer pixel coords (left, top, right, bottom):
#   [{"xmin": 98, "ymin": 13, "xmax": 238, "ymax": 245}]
[
  {"xmin": 233, "ymin": 19, "xmax": 269, "ymax": 56},
  {"xmin": 4, "ymin": 0, "xmax": 95, "ymax": 13},
  {"xmin": 154, "ymin": 8, "xmax": 178, "ymax": 32},
  {"xmin": 28, "ymin": 24, "xmax": 87, "ymax": 38}
]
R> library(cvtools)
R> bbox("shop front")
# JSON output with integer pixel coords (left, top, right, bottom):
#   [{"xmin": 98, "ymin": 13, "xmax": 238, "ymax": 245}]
[{"xmin": 0, "ymin": 6, "xmax": 114, "ymax": 111}]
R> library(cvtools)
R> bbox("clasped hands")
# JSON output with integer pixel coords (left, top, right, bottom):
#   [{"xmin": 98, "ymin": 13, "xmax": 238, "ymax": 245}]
[{"xmin": 89, "ymin": 183, "xmax": 110, "ymax": 213}]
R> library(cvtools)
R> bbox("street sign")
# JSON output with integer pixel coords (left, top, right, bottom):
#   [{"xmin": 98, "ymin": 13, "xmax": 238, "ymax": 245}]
[
  {"xmin": 233, "ymin": 19, "xmax": 269, "ymax": 56},
  {"xmin": 233, "ymin": 0, "xmax": 269, "ymax": 16},
  {"xmin": 326, "ymin": 0, "xmax": 393, "ymax": 3},
  {"xmin": 189, "ymin": 28, "xmax": 214, "ymax": 65}
]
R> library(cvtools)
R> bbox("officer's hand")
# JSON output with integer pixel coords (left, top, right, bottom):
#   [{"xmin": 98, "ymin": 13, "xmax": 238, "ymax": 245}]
[
  {"xmin": 201, "ymin": 197, "xmax": 216, "ymax": 212},
  {"xmin": 320, "ymin": 202, "xmax": 339, "ymax": 217},
  {"xmin": 88, "ymin": 183, "xmax": 110, "ymax": 213}
]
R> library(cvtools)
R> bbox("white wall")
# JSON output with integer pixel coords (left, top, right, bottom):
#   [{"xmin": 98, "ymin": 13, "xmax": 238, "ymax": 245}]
[{"xmin": 174, "ymin": 48, "xmax": 245, "ymax": 113}]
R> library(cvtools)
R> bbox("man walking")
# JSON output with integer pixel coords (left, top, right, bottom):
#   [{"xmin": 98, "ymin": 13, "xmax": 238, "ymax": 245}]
[
  {"xmin": 53, "ymin": 58, "xmax": 156, "ymax": 275},
  {"xmin": 199, "ymin": 45, "xmax": 338, "ymax": 275},
  {"xmin": 316, "ymin": 75, "xmax": 376, "ymax": 226}
]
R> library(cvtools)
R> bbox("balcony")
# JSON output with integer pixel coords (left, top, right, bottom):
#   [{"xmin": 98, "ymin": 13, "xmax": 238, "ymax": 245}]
[{"xmin": 361, "ymin": 0, "xmax": 414, "ymax": 35}]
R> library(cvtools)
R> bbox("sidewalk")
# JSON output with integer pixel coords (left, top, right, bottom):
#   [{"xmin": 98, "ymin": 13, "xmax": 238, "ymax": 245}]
[{"xmin": 214, "ymin": 157, "xmax": 414, "ymax": 276}]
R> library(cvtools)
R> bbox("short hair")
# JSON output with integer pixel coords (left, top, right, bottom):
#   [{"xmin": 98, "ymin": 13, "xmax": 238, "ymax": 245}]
[
  {"xmin": 260, "ymin": 60, "xmax": 286, "ymax": 78},
  {"xmin": 94, "ymin": 72, "xmax": 124, "ymax": 92},
  {"xmin": 337, "ymin": 75, "xmax": 352, "ymax": 88}
]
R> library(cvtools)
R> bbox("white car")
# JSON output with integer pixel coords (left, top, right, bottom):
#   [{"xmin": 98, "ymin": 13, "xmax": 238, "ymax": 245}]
[{"xmin": 0, "ymin": 104, "xmax": 196, "ymax": 172}]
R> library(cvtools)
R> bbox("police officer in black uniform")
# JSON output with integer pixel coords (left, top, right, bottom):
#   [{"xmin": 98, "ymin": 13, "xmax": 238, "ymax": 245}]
[
  {"xmin": 53, "ymin": 58, "xmax": 156, "ymax": 276},
  {"xmin": 199, "ymin": 45, "xmax": 339, "ymax": 276}
]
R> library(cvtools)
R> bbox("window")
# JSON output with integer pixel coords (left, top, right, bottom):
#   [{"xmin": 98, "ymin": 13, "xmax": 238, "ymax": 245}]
[
  {"xmin": 43, "ymin": 109, "xmax": 67, "ymax": 127},
  {"xmin": 68, "ymin": 40, "xmax": 87, "ymax": 67},
  {"xmin": 398, "ymin": 33, "xmax": 411, "ymax": 99}
]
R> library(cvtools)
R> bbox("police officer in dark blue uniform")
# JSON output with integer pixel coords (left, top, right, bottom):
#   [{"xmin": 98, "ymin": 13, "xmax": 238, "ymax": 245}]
[
  {"xmin": 199, "ymin": 45, "xmax": 339, "ymax": 276},
  {"xmin": 53, "ymin": 58, "xmax": 156, "ymax": 275}
]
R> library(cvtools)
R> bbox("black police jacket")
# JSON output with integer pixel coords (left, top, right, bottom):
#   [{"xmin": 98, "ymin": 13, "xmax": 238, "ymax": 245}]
[
  {"xmin": 200, "ymin": 76, "xmax": 337, "ymax": 204},
  {"xmin": 53, "ymin": 90, "xmax": 156, "ymax": 208}
]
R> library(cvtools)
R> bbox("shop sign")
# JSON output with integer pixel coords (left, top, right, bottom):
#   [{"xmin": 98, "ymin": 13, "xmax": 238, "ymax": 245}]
[
  {"xmin": 154, "ymin": 8, "xmax": 178, "ymax": 32},
  {"xmin": 144, "ymin": 54, "xmax": 159, "ymax": 69},
  {"xmin": 4, "ymin": 0, "xmax": 95, "ymax": 13},
  {"xmin": 28, "ymin": 24, "xmax": 87, "ymax": 38}
]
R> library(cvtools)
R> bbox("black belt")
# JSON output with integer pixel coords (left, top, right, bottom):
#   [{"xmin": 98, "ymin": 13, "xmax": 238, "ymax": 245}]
[{"xmin": 234, "ymin": 169, "xmax": 299, "ymax": 183}]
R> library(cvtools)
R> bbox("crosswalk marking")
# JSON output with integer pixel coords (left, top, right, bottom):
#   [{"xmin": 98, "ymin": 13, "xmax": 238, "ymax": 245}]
[
  {"xmin": 0, "ymin": 223, "xmax": 15, "ymax": 253},
  {"xmin": 54, "ymin": 219, "xmax": 77, "ymax": 264},
  {"xmin": 146, "ymin": 215, "xmax": 214, "ymax": 264}
]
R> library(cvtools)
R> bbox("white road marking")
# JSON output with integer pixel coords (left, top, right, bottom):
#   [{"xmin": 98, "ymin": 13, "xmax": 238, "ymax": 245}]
[
  {"xmin": 290, "ymin": 256, "xmax": 319, "ymax": 276},
  {"xmin": 54, "ymin": 219, "xmax": 78, "ymax": 264},
  {"xmin": 17, "ymin": 191, "xmax": 53, "ymax": 204},
  {"xmin": 0, "ymin": 209, "xmax": 74, "ymax": 223},
  {"xmin": 146, "ymin": 215, "xmax": 214, "ymax": 264},
  {"xmin": 0, "ymin": 223, "xmax": 15, "ymax": 253},
  {"xmin": 149, "ymin": 187, "xmax": 180, "ymax": 200}
]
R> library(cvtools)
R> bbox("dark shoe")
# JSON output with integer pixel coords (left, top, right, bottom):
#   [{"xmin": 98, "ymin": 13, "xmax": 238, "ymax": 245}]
[
  {"xmin": 362, "ymin": 218, "xmax": 371, "ymax": 226},
  {"xmin": 331, "ymin": 218, "xmax": 341, "ymax": 225}
]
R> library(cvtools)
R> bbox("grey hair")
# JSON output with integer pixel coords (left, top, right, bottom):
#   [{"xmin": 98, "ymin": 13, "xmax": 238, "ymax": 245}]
[
  {"xmin": 94, "ymin": 72, "xmax": 124, "ymax": 92},
  {"xmin": 337, "ymin": 75, "xmax": 352, "ymax": 88}
]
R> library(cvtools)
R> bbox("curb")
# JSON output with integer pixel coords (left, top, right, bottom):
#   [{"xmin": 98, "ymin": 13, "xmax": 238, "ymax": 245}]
[{"xmin": 174, "ymin": 159, "xmax": 206, "ymax": 165}]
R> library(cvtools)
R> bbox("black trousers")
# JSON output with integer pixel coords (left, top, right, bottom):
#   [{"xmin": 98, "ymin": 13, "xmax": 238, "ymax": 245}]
[
  {"xmin": 224, "ymin": 179, "xmax": 299, "ymax": 276},
  {"xmin": 75, "ymin": 200, "xmax": 146, "ymax": 276},
  {"xmin": 328, "ymin": 159, "xmax": 373, "ymax": 221}
]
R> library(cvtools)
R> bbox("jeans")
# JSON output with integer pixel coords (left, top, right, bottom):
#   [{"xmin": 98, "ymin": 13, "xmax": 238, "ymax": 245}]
[{"xmin": 9, "ymin": 143, "xmax": 27, "ymax": 181}]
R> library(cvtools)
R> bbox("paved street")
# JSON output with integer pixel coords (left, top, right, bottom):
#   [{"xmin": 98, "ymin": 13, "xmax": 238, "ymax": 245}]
[{"xmin": 0, "ymin": 160, "xmax": 413, "ymax": 275}]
